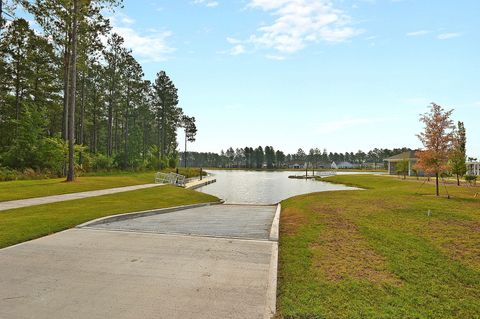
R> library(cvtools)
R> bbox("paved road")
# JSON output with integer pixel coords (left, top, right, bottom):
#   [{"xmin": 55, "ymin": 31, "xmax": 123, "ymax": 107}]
[
  {"xmin": 0, "ymin": 204, "xmax": 278, "ymax": 319},
  {"xmin": 0, "ymin": 184, "xmax": 163, "ymax": 212}
]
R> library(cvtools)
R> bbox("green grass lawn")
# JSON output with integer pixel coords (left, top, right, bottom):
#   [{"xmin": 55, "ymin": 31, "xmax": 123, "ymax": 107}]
[
  {"xmin": 0, "ymin": 185, "xmax": 219, "ymax": 249},
  {"xmin": 0, "ymin": 168, "xmax": 203, "ymax": 202},
  {"xmin": 277, "ymin": 175, "xmax": 480, "ymax": 319}
]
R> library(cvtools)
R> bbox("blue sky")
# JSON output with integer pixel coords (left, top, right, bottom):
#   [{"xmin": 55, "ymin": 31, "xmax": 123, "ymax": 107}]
[{"xmin": 79, "ymin": 1, "xmax": 480, "ymax": 155}]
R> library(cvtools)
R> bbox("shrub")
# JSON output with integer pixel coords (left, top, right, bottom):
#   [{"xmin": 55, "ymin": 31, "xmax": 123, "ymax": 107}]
[
  {"xmin": 0, "ymin": 167, "xmax": 18, "ymax": 181},
  {"xmin": 91, "ymin": 153, "xmax": 113, "ymax": 171},
  {"xmin": 465, "ymin": 175, "xmax": 477, "ymax": 185}
]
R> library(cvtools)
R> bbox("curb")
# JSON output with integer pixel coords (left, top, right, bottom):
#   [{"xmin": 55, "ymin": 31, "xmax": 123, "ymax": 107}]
[{"xmin": 265, "ymin": 203, "xmax": 281, "ymax": 319}]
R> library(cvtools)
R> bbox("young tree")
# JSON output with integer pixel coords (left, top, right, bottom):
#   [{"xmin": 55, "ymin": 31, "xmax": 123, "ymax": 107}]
[
  {"xmin": 181, "ymin": 115, "xmax": 197, "ymax": 168},
  {"xmin": 396, "ymin": 158, "xmax": 409, "ymax": 180},
  {"xmin": 416, "ymin": 103, "xmax": 455, "ymax": 196},
  {"xmin": 449, "ymin": 121, "xmax": 467, "ymax": 186}
]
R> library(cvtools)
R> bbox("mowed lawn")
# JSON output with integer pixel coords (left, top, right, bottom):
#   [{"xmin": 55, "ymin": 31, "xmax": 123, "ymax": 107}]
[
  {"xmin": 277, "ymin": 175, "xmax": 480, "ymax": 318},
  {"xmin": 0, "ymin": 185, "xmax": 219, "ymax": 249},
  {"xmin": 0, "ymin": 168, "xmax": 203, "ymax": 202}
]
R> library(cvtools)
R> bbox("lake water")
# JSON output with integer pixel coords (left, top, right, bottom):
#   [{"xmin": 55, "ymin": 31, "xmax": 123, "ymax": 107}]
[{"xmin": 196, "ymin": 170, "xmax": 360, "ymax": 205}]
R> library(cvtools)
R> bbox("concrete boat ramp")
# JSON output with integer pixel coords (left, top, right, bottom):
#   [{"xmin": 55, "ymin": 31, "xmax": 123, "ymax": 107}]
[{"xmin": 0, "ymin": 203, "xmax": 280, "ymax": 319}]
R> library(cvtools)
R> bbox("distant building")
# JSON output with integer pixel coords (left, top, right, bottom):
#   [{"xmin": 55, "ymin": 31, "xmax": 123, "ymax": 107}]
[
  {"xmin": 384, "ymin": 150, "xmax": 419, "ymax": 176},
  {"xmin": 291, "ymin": 163, "xmax": 302, "ymax": 169},
  {"xmin": 337, "ymin": 161, "xmax": 354, "ymax": 169},
  {"xmin": 467, "ymin": 161, "xmax": 480, "ymax": 176}
]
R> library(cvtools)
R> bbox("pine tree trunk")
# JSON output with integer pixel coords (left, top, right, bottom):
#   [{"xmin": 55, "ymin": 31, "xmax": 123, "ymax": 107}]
[
  {"xmin": 66, "ymin": 0, "xmax": 78, "ymax": 182},
  {"xmin": 184, "ymin": 131, "xmax": 187, "ymax": 168},
  {"xmin": 79, "ymin": 70, "xmax": 85, "ymax": 164}
]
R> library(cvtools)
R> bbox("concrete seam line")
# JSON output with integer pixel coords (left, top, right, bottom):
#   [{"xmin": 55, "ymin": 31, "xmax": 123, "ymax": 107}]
[
  {"xmin": 76, "ymin": 201, "xmax": 223, "ymax": 228},
  {"xmin": 269, "ymin": 203, "xmax": 281, "ymax": 241},
  {"xmin": 76, "ymin": 228, "xmax": 274, "ymax": 244},
  {"xmin": 264, "ymin": 242, "xmax": 278, "ymax": 319}
]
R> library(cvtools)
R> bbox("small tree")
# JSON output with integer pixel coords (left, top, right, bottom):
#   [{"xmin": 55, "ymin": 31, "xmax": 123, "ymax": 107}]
[
  {"xmin": 396, "ymin": 158, "xmax": 409, "ymax": 180},
  {"xmin": 449, "ymin": 121, "xmax": 467, "ymax": 186},
  {"xmin": 181, "ymin": 115, "xmax": 197, "ymax": 168},
  {"xmin": 416, "ymin": 103, "xmax": 455, "ymax": 196}
]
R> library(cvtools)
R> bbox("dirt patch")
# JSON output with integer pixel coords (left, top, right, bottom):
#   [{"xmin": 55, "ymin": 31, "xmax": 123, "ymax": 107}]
[
  {"xmin": 423, "ymin": 219, "xmax": 480, "ymax": 269},
  {"xmin": 280, "ymin": 207, "xmax": 308, "ymax": 236},
  {"xmin": 311, "ymin": 208, "xmax": 402, "ymax": 286}
]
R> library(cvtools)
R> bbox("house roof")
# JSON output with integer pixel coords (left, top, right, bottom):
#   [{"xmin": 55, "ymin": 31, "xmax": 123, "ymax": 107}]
[{"xmin": 384, "ymin": 150, "xmax": 417, "ymax": 161}]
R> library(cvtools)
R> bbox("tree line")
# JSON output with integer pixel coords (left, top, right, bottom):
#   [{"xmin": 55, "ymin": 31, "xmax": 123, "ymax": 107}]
[
  {"xmin": 181, "ymin": 147, "xmax": 413, "ymax": 169},
  {"xmin": 0, "ymin": 0, "xmax": 196, "ymax": 180}
]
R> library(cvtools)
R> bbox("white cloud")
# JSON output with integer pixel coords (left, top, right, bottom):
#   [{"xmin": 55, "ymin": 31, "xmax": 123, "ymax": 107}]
[
  {"xmin": 229, "ymin": 44, "xmax": 246, "ymax": 55},
  {"xmin": 265, "ymin": 54, "xmax": 286, "ymax": 60},
  {"xmin": 437, "ymin": 32, "xmax": 461, "ymax": 40},
  {"xmin": 406, "ymin": 30, "xmax": 430, "ymax": 37},
  {"xmin": 193, "ymin": 0, "xmax": 219, "ymax": 8},
  {"xmin": 109, "ymin": 14, "xmax": 174, "ymax": 62},
  {"xmin": 228, "ymin": 0, "xmax": 361, "ymax": 55}
]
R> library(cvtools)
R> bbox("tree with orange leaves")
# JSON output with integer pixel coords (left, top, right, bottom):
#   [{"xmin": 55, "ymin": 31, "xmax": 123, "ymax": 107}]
[{"xmin": 415, "ymin": 103, "xmax": 455, "ymax": 196}]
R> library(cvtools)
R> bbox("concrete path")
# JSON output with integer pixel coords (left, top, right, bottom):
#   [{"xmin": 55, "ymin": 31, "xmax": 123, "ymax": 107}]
[
  {"xmin": 0, "ymin": 183, "xmax": 162, "ymax": 212},
  {"xmin": 0, "ymin": 204, "xmax": 280, "ymax": 319}
]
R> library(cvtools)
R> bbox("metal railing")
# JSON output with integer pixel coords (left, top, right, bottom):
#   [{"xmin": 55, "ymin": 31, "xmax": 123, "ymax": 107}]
[{"xmin": 155, "ymin": 172, "xmax": 186, "ymax": 187}]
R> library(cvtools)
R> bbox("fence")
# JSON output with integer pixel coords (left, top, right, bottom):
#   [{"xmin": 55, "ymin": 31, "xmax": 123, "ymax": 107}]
[{"xmin": 155, "ymin": 172, "xmax": 186, "ymax": 187}]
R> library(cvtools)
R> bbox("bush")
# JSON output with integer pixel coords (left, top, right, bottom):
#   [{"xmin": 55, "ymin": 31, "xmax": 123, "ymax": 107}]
[
  {"xmin": 91, "ymin": 153, "xmax": 113, "ymax": 171},
  {"xmin": 37, "ymin": 137, "xmax": 67, "ymax": 175},
  {"xmin": 465, "ymin": 175, "xmax": 477, "ymax": 185},
  {"xmin": 0, "ymin": 167, "xmax": 18, "ymax": 181}
]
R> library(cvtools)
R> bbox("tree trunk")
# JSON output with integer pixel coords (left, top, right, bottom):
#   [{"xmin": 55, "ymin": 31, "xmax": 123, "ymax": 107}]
[
  {"xmin": 79, "ymin": 70, "xmax": 85, "ymax": 164},
  {"xmin": 124, "ymin": 84, "xmax": 130, "ymax": 169},
  {"xmin": 435, "ymin": 173, "xmax": 439, "ymax": 196},
  {"xmin": 92, "ymin": 87, "xmax": 97, "ymax": 153},
  {"xmin": 457, "ymin": 174, "xmax": 460, "ymax": 186},
  {"xmin": 66, "ymin": 0, "xmax": 78, "ymax": 182},
  {"xmin": 62, "ymin": 47, "xmax": 70, "ymax": 142},
  {"xmin": 184, "ymin": 131, "xmax": 187, "ymax": 168}
]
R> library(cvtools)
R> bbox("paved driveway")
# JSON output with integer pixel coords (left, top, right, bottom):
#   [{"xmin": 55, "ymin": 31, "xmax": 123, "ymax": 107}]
[{"xmin": 0, "ymin": 204, "xmax": 278, "ymax": 319}]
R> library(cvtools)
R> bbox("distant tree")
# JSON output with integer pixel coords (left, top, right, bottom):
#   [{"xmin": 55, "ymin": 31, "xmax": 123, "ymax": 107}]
[
  {"xmin": 275, "ymin": 150, "xmax": 285, "ymax": 168},
  {"xmin": 254, "ymin": 146, "xmax": 264, "ymax": 169},
  {"xmin": 296, "ymin": 148, "xmax": 306, "ymax": 164},
  {"xmin": 265, "ymin": 146, "xmax": 275, "ymax": 169},
  {"xmin": 449, "ymin": 121, "xmax": 467, "ymax": 186},
  {"xmin": 226, "ymin": 147, "xmax": 235, "ymax": 168},
  {"xmin": 416, "ymin": 103, "xmax": 455, "ymax": 196}
]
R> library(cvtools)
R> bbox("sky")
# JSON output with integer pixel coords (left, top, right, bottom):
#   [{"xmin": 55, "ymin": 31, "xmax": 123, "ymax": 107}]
[{"xmin": 37, "ymin": 0, "xmax": 480, "ymax": 155}]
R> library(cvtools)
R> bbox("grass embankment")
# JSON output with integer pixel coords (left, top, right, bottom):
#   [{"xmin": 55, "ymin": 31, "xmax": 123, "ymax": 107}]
[
  {"xmin": 0, "ymin": 185, "xmax": 219, "ymax": 249},
  {"xmin": 0, "ymin": 168, "xmax": 204, "ymax": 202},
  {"xmin": 277, "ymin": 175, "xmax": 480, "ymax": 318}
]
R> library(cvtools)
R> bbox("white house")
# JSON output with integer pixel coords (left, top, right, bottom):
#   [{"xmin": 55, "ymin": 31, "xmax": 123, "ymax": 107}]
[
  {"xmin": 337, "ymin": 161, "xmax": 354, "ymax": 169},
  {"xmin": 467, "ymin": 161, "xmax": 480, "ymax": 176}
]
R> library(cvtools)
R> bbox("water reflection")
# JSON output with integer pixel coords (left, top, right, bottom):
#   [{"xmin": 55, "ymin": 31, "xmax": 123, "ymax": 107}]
[{"xmin": 196, "ymin": 170, "xmax": 361, "ymax": 204}]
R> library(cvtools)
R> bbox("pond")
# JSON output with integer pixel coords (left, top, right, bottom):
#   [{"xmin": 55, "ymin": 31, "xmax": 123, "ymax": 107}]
[{"xmin": 195, "ymin": 170, "xmax": 361, "ymax": 205}]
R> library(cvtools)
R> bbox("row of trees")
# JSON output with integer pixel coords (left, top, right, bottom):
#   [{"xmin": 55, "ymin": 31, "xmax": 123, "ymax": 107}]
[
  {"xmin": 181, "ymin": 147, "xmax": 413, "ymax": 169},
  {"xmin": 0, "ymin": 1, "xmax": 196, "ymax": 179}
]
